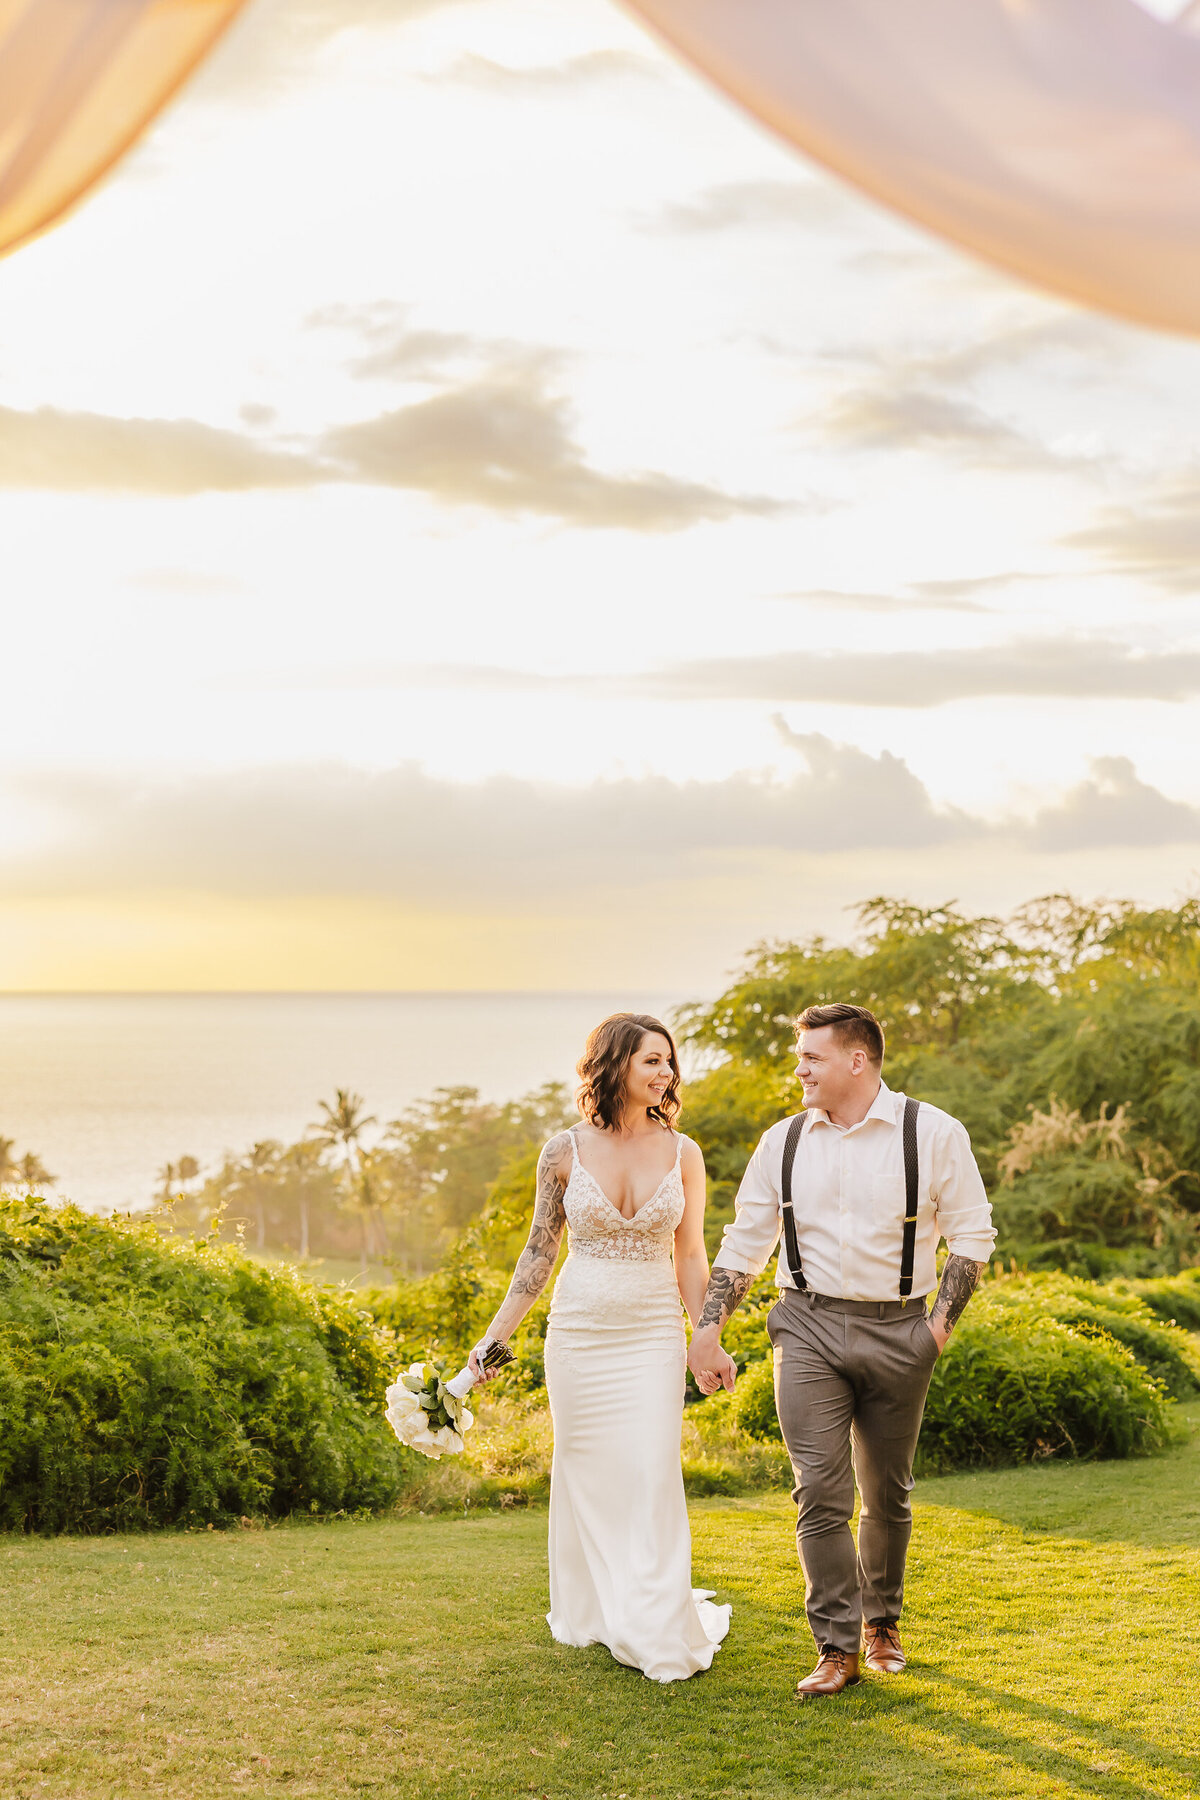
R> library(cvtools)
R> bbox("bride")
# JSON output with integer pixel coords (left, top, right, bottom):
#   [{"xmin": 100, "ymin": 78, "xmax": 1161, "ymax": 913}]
[{"xmin": 468, "ymin": 1011, "xmax": 735, "ymax": 1682}]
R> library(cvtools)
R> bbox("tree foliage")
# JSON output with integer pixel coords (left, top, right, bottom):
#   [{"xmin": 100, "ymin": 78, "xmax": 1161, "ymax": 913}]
[{"xmin": 677, "ymin": 893, "xmax": 1200, "ymax": 1273}]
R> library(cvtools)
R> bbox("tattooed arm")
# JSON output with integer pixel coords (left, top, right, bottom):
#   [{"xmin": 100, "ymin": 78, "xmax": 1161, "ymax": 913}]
[
  {"xmin": 926, "ymin": 1253, "xmax": 985, "ymax": 1353},
  {"xmin": 469, "ymin": 1132, "xmax": 571, "ymax": 1381},
  {"xmin": 697, "ymin": 1267, "xmax": 755, "ymax": 1333}
]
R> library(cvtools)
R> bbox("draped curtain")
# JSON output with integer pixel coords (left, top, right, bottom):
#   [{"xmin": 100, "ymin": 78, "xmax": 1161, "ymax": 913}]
[
  {"xmin": 0, "ymin": 0, "xmax": 248, "ymax": 257},
  {"xmin": 8, "ymin": 0, "xmax": 1200, "ymax": 335},
  {"xmin": 623, "ymin": 0, "xmax": 1200, "ymax": 334}
]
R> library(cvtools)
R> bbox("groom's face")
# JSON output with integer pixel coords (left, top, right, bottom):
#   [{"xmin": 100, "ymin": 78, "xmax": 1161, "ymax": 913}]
[{"xmin": 795, "ymin": 1025, "xmax": 864, "ymax": 1112}]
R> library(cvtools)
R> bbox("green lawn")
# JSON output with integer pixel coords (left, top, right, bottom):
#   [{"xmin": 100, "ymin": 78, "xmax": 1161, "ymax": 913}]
[{"xmin": 2, "ymin": 1408, "xmax": 1197, "ymax": 1800}]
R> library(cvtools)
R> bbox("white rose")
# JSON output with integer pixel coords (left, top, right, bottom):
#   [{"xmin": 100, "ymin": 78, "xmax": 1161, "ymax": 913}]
[
  {"xmin": 385, "ymin": 1381, "xmax": 421, "ymax": 1415},
  {"xmin": 431, "ymin": 1425, "xmax": 464, "ymax": 1456},
  {"xmin": 384, "ymin": 1386, "xmax": 424, "ymax": 1441}
]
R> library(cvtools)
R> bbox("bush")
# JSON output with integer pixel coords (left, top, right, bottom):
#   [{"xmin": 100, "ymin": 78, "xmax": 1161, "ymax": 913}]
[
  {"xmin": 692, "ymin": 1272, "xmax": 1186, "ymax": 1472},
  {"xmin": 1122, "ymin": 1267, "xmax": 1200, "ymax": 1332},
  {"xmin": 917, "ymin": 1294, "xmax": 1175, "ymax": 1474},
  {"xmin": 984, "ymin": 1273, "xmax": 1200, "ymax": 1400},
  {"xmin": 732, "ymin": 1357, "xmax": 781, "ymax": 1441},
  {"xmin": 0, "ymin": 1200, "xmax": 406, "ymax": 1532}
]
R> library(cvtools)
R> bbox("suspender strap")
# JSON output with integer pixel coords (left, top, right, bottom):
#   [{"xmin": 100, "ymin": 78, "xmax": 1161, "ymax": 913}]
[
  {"xmin": 779, "ymin": 1111, "xmax": 809, "ymax": 1290},
  {"xmin": 899, "ymin": 1096, "xmax": 922, "ymax": 1299}
]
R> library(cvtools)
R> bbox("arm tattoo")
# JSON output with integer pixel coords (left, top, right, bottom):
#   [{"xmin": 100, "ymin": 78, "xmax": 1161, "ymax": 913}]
[
  {"xmin": 506, "ymin": 1134, "xmax": 570, "ymax": 1301},
  {"xmin": 928, "ymin": 1254, "xmax": 984, "ymax": 1338},
  {"xmin": 697, "ymin": 1267, "xmax": 754, "ymax": 1332}
]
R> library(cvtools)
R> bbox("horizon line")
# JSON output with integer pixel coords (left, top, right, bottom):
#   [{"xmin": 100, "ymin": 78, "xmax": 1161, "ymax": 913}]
[{"xmin": 0, "ymin": 987, "xmax": 695, "ymax": 1000}]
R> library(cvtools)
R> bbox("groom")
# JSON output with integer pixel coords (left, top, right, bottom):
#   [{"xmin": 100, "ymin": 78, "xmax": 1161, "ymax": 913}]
[{"xmin": 688, "ymin": 1003, "xmax": 995, "ymax": 1697}]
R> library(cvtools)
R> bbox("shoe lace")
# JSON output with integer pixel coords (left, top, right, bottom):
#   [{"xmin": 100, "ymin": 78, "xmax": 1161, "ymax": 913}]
[
  {"xmin": 867, "ymin": 1620, "xmax": 900, "ymax": 1648},
  {"xmin": 819, "ymin": 1646, "xmax": 848, "ymax": 1668}
]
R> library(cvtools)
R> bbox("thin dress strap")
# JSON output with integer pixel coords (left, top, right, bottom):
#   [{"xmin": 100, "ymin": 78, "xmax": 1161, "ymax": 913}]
[
  {"xmin": 566, "ymin": 1125, "xmax": 580, "ymax": 1165},
  {"xmin": 672, "ymin": 1131, "xmax": 684, "ymax": 1170}
]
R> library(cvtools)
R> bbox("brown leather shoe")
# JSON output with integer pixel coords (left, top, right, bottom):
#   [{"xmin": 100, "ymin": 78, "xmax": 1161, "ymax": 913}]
[
  {"xmin": 795, "ymin": 1646, "xmax": 861, "ymax": 1697},
  {"xmin": 862, "ymin": 1618, "xmax": 906, "ymax": 1673}
]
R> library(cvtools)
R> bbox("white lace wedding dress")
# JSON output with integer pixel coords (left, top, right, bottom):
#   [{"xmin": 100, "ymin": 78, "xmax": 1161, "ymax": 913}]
[{"xmin": 542, "ymin": 1126, "xmax": 732, "ymax": 1682}]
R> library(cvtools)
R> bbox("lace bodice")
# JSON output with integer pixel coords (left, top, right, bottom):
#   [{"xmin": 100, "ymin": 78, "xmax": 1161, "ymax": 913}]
[{"xmin": 562, "ymin": 1127, "xmax": 684, "ymax": 1263}]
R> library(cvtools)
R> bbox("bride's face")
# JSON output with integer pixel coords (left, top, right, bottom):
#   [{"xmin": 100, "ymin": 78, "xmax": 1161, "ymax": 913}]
[{"xmin": 625, "ymin": 1032, "xmax": 675, "ymax": 1113}]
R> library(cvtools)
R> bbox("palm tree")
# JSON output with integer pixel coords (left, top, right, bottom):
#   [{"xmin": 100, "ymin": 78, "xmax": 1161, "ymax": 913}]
[
  {"xmin": 309, "ymin": 1089, "xmax": 378, "ymax": 1273},
  {"xmin": 279, "ymin": 1139, "xmax": 329, "ymax": 1261},
  {"xmin": 16, "ymin": 1152, "xmax": 54, "ymax": 1192},
  {"xmin": 156, "ymin": 1155, "xmax": 200, "ymax": 1205},
  {"xmin": 0, "ymin": 1135, "xmax": 20, "ymax": 1187},
  {"xmin": 242, "ymin": 1140, "xmax": 282, "ymax": 1252}
]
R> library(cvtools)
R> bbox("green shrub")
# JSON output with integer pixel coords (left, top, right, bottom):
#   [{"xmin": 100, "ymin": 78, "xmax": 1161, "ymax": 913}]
[
  {"xmin": 917, "ymin": 1295, "xmax": 1175, "ymax": 1473},
  {"xmin": 0, "ymin": 1200, "xmax": 406, "ymax": 1532},
  {"xmin": 985, "ymin": 1274, "xmax": 1200, "ymax": 1400},
  {"xmin": 732, "ymin": 1356, "xmax": 781, "ymax": 1441},
  {"xmin": 1121, "ymin": 1267, "xmax": 1200, "ymax": 1332},
  {"xmin": 702, "ymin": 1276, "xmax": 1181, "ymax": 1472}
]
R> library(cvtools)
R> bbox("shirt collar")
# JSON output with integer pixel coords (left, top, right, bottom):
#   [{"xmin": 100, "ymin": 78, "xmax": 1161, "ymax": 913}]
[{"xmin": 807, "ymin": 1077, "xmax": 896, "ymax": 1132}]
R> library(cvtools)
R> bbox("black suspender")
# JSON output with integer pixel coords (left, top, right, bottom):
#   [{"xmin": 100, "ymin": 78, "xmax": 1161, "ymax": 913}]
[
  {"xmin": 899, "ymin": 1096, "xmax": 922, "ymax": 1299},
  {"xmin": 779, "ymin": 1111, "xmax": 809, "ymax": 1289},
  {"xmin": 778, "ymin": 1096, "xmax": 922, "ymax": 1298}
]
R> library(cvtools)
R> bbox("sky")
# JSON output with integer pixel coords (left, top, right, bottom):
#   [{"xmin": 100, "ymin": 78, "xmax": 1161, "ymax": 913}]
[{"xmin": 2, "ymin": 0, "xmax": 1200, "ymax": 996}]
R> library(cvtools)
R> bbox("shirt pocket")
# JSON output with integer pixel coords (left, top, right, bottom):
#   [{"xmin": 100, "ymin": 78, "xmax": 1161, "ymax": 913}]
[{"xmin": 869, "ymin": 1173, "xmax": 908, "ymax": 1225}]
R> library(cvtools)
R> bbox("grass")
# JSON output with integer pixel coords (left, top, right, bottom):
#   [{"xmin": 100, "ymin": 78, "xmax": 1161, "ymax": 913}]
[{"xmin": 1, "ymin": 1407, "xmax": 1197, "ymax": 1800}]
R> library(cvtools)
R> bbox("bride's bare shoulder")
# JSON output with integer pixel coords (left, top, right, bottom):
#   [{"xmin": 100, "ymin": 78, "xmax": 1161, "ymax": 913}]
[{"xmin": 540, "ymin": 1126, "xmax": 576, "ymax": 1173}]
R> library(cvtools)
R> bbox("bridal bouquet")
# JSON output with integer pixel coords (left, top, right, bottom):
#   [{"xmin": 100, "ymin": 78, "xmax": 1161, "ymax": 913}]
[{"xmin": 384, "ymin": 1341, "xmax": 515, "ymax": 1461}]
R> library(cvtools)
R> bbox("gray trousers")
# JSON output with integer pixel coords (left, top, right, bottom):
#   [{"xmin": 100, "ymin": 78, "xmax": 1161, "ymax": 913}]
[{"xmin": 768, "ymin": 1288, "xmax": 940, "ymax": 1654}]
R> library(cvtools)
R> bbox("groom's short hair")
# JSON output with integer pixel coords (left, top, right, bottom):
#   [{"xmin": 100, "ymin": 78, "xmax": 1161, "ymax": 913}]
[{"xmin": 796, "ymin": 1003, "xmax": 884, "ymax": 1067}]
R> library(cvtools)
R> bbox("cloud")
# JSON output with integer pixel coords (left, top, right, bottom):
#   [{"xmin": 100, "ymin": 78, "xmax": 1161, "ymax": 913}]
[
  {"xmin": 814, "ymin": 311, "xmax": 1124, "ymax": 474},
  {"xmin": 0, "ymin": 368, "xmax": 770, "ymax": 528},
  {"xmin": 347, "ymin": 638, "xmax": 1200, "ymax": 706},
  {"xmin": 321, "ymin": 367, "xmax": 781, "ymax": 529},
  {"xmin": 632, "ymin": 640, "xmax": 1200, "ymax": 706},
  {"xmin": 775, "ymin": 574, "xmax": 1037, "ymax": 614},
  {"xmin": 1067, "ymin": 482, "xmax": 1200, "ymax": 592},
  {"xmin": 127, "ymin": 568, "xmax": 246, "ymax": 595},
  {"xmin": 0, "ymin": 741, "xmax": 971, "ymax": 906},
  {"xmin": 0, "ymin": 405, "xmax": 320, "ymax": 494},
  {"xmin": 1026, "ymin": 757, "xmax": 1200, "ymax": 850},
  {"xmin": 907, "ymin": 314, "xmax": 1130, "ymax": 388},
  {"xmin": 651, "ymin": 179, "xmax": 851, "ymax": 234},
  {"xmin": 307, "ymin": 303, "xmax": 509, "ymax": 382},
  {"xmin": 822, "ymin": 385, "xmax": 1065, "ymax": 471},
  {"xmin": 439, "ymin": 50, "xmax": 659, "ymax": 92},
  {"xmin": 7, "ymin": 745, "xmax": 1198, "ymax": 912},
  {"xmin": 194, "ymin": 0, "xmax": 468, "ymax": 101}
]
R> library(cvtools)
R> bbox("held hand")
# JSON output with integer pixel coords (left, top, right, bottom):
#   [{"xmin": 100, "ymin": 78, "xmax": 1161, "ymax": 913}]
[
  {"xmin": 468, "ymin": 1340, "xmax": 504, "ymax": 1383},
  {"xmin": 688, "ymin": 1328, "xmax": 737, "ymax": 1396}
]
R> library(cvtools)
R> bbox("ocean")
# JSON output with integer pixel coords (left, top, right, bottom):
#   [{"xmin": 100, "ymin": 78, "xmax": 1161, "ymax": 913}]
[{"xmin": 0, "ymin": 992, "xmax": 687, "ymax": 1214}]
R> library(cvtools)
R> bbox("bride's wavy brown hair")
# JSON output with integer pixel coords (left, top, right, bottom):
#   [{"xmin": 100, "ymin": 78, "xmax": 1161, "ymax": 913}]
[{"xmin": 576, "ymin": 1013, "xmax": 682, "ymax": 1132}]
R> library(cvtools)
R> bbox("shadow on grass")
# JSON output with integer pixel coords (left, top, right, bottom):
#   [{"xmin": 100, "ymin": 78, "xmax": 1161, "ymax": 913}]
[
  {"xmin": 903, "ymin": 1665, "xmax": 1200, "ymax": 1793},
  {"xmin": 912, "ymin": 1402, "xmax": 1200, "ymax": 1549}
]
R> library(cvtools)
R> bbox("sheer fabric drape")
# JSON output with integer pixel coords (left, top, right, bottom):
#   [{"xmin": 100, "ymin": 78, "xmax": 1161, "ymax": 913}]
[
  {"xmin": 624, "ymin": 0, "xmax": 1200, "ymax": 334},
  {"xmin": 11, "ymin": 1, "xmax": 1200, "ymax": 336},
  {"xmin": 0, "ymin": 0, "xmax": 248, "ymax": 257}
]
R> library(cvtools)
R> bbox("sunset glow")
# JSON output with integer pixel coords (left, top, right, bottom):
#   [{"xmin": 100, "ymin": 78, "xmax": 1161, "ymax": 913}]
[{"xmin": 3, "ymin": 0, "xmax": 1199, "ymax": 991}]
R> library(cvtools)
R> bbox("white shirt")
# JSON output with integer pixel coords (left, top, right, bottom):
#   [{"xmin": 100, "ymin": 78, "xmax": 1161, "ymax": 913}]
[{"xmin": 715, "ymin": 1080, "xmax": 996, "ymax": 1302}]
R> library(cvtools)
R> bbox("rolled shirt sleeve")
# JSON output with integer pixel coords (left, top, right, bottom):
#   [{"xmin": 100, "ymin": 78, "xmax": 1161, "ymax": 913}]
[
  {"xmin": 931, "ymin": 1116, "xmax": 996, "ymax": 1264},
  {"xmin": 712, "ymin": 1125, "xmax": 785, "ymax": 1277}
]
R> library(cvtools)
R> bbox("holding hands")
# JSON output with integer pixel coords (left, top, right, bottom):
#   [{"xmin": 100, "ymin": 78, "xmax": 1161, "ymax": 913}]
[{"xmin": 688, "ymin": 1328, "xmax": 739, "ymax": 1396}]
